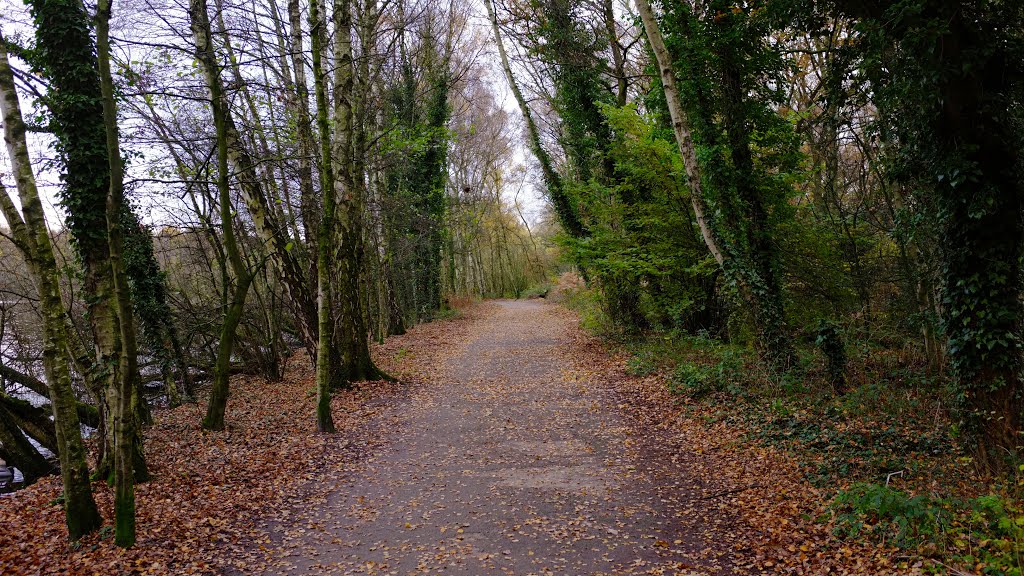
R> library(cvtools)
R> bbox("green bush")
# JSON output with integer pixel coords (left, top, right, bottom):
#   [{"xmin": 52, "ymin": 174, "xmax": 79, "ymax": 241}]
[
  {"xmin": 626, "ymin": 349, "xmax": 659, "ymax": 376},
  {"xmin": 667, "ymin": 348, "xmax": 751, "ymax": 399},
  {"xmin": 520, "ymin": 282, "xmax": 553, "ymax": 299},
  {"xmin": 561, "ymin": 285, "xmax": 616, "ymax": 335},
  {"xmin": 830, "ymin": 484, "xmax": 1024, "ymax": 574},
  {"xmin": 830, "ymin": 483, "xmax": 950, "ymax": 548},
  {"xmin": 960, "ymin": 493, "xmax": 1024, "ymax": 575},
  {"xmin": 668, "ymin": 363, "xmax": 712, "ymax": 397}
]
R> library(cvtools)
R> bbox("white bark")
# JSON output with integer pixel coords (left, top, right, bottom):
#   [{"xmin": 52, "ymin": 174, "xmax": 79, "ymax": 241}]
[{"xmin": 633, "ymin": 0, "xmax": 727, "ymax": 267}]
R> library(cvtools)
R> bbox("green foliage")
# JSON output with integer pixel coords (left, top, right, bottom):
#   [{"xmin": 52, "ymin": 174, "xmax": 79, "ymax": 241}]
[
  {"xmin": 962, "ymin": 493, "xmax": 1024, "ymax": 575},
  {"xmin": 26, "ymin": 0, "xmax": 112, "ymax": 265},
  {"xmin": 831, "ymin": 484, "xmax": 1024, "ymax": 574},
  {"xmin": 831, "ymin": 483, "xmax": 950, "ymax": 548},
  {"xmin": 534, "ymin": 0, "xmax": 613, "ymax": 184},
  {"xmin": 609, "ymin": 318, "xmax": 959, "ymax": 492},
  {"xmin": 625, "ymin": 349, "xmax": 659, "ymax": 377},
  {"xmin": 519, "ymin": 281, "xmax": 553, "ymax": 300},
  {"xmin": 564, "ymin": 105, "xmax": 721, "ymax": 333},
  {"xmin": 381, "ymin": 25, "xmax": 453, "ymax": 324},
  {"xmin": 844, "ymin": 0, "xmax": 1024, "ymax": 465},
  {"xmin": 431, "ymin": 307, "xmax": 460, "ymax": 321},
  {"xmin": 658, "ymin": 0, "xmax": 801, "ymax": 365},
  {"xmin": 668, "ymin": 348, "xmax": 751, "ymax": 399},
  {"xmin": 122, "ymin": 206, "xmax": 185, "ymax": 392},
  {"xmin": 559, "ymin": 282, "xmax": 615, "ymax": 336}
]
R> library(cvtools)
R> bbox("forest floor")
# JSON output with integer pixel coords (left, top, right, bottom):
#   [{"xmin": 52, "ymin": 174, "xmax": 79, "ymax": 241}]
[{"xmin": 1, "ymin": 299, "xmax": 915, "ymax": 575}]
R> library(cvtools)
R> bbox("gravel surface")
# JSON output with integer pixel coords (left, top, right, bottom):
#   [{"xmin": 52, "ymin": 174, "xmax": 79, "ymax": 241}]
[{"xmin": 247, "ymin": 300, "xmax": 746, "ymax": 575}]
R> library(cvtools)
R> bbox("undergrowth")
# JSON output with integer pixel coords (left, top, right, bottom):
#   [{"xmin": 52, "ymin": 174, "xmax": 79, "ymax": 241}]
[{"xmin": 559, "ymin": 282, "xmax": 1024, "ymax": 574}]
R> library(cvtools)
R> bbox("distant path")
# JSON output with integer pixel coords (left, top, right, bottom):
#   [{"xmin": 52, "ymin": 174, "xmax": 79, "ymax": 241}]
[{"xmin": 247, "ymin": 300, "xmax": 745, "ymax": 575}]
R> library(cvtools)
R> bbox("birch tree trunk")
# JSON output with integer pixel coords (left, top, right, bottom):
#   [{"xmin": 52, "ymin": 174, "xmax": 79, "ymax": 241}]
[
  {"xmin": 0, "ymin": 36, "xmax": 103, "ymax": 541},
  {"xmin": 482, "ymin": 0, "xmax": 585, "ymax": 239},
  {"xmin": 635, "ymin": 0, "xmax": 794, "ymax": 367},
  {"xmin": 331, "ymin": 0, "xmax": 384, "ymax": 383},
  {"xmin": 26, "ymin": 0, "xmax": 127, "ymax": 487},
  {"xmin": 313, "ymin": 0, "xmax": 336, "ymax": 431},
  {"xmin": 632, "ymin": 0, "xmax": 726, "ymax": 269},
  {"xmin": 284, "ymin": 0, "xmax": 320, "ymax": 250}
]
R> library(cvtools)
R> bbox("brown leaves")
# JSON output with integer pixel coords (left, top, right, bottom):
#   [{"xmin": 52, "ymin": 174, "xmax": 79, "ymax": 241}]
[
  {"xmin": 0, "ymin": 322, "xmax": 435, "ymax": 575},
  {"xmin": 557, "ymin": 307, "xmax": 923, "ymax": 575}
]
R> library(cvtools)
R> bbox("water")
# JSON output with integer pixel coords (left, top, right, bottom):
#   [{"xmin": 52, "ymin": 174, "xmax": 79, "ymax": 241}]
[{"xmin": 0, "ymin": 467, "xmax": 23, "ymax": 496}]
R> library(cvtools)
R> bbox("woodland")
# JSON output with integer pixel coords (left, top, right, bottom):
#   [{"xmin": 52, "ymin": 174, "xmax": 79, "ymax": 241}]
[{"xmin": 0, "ymin": 0, "xmax": 1023, "ymax": 573}]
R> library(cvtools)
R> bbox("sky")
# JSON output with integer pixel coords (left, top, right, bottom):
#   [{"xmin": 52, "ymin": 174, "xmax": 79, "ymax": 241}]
[{"xmin": 0, "ymin": 0, "xmax": 550, "ymax": 231}]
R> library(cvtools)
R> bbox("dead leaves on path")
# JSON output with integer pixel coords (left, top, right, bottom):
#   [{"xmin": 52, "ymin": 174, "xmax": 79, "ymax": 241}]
[
  {"xmin": 0, "ymin": 309, "xmax": 479, "ymax": 576},
  {"xmin": 2, "ymin": 301, "xmax": 919, "ymax": 575},
  {"xmin": 556, "ymin": 306, "xmax": 923, "ymax": 575}
]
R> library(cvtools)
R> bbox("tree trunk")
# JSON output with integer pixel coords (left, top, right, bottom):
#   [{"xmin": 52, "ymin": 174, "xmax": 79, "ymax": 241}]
[
  {"xmin": 0, "ymin": 392, "xmax": 59, "ymax": 455},
  {"xmin": 716, "ymin": 46, "xmax": 794, "ymax": 367},
  {"xmin": 634, "ymin": 0, "xmax": 726, "ymax": 269},
  {"xmin": 27, "ymin": 0, "xmax": 130, "ymax": 498},
  {"xmin": 0, "ymin": 406, "xmax": 51, "ymax": 484},
  {"xmin": 932, "ymin": 6, "xmax": 1023, "ymax": 472},
  {"xmin": 331, "ymin": 0, "xmax": 385, "ymax": 383},
  {"xmin": 189, "ymin": 0, "xmax": 257, "ymax": 432},
  {"xmin": 483, "ymin": 0, "xmax": 584, "ymax": 239},
  {"xmin": 635, "ymin": 0, "xmax": 794, "ymax": 365},
  {"xmin": 312, "ymin": 0, "xmax": 336, "ymax": 432},
  {"xmin": 97, "ymin": 0, "xmax": 145, "ymax": 545},
  {"xmin": 0, "ymin": 35, "xmax": 102, "ymax": 539},
  {"xmin": 284, "ymin": 0, "xmax": 320, "ymax": 252},
  {"xmin": 0, "ymin": 363, "xmax": 100, "ymax": 427}
]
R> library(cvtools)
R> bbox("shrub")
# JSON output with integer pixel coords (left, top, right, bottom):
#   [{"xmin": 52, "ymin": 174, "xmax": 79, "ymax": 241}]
[
  {"xmin": 830, "ymin": 483, "xmax": 1024, "ymax": 574},
  {"xmin": 668, "ymin": 348, "xmax": 751, "ymax": 399},
  {"xmin": 830, "ymin": 483, "xmax": 950, "ymax": 548}
]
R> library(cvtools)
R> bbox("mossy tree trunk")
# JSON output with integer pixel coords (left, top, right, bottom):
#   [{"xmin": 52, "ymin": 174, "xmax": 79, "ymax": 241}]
[
  {"xmin": 188, "ymin": 0, "xmax": 257, "ymax": 432},
  {"xmin": 636, "ymin": 0, "xmax": 794, "ymax": 366},
  {"xmin": 331, "ymin": 0, "xmax": 385, "ymax": 384},
  {"xmin": 483, "ymin": 0, "xmax": 584, "ymax": 239},
  {"xmin": 928, "ymin": 4, "xmax": 1023, "ymax": 472},
  {"xmin": 0, "ymin": 35, "xmax": 103, "ymax": 540},
  {"xmin": 309, "ymin": 0, "xmax": 338, "ymax": 429},
  {"xmin": 27, "ymin": 0, "xmax": 130, "ymax": 488},
  {"xmin": 96, "ymin": 0, "xmax": 146, "ymax": 545}
]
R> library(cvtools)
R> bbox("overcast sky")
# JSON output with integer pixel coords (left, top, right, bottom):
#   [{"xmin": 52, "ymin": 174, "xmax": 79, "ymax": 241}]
[{"xmin": 0, "ymin": 0, "xmax": 549, "ymax": 232}]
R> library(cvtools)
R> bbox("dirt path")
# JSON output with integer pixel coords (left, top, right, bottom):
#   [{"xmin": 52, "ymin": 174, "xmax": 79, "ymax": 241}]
[{"xmin": 247, "ymin": 301, "xmax": 752, "ymax": 575}]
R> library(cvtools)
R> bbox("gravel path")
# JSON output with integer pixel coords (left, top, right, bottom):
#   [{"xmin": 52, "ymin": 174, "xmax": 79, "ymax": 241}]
[{"xmin": 250, "ymin": 300, "xmax": 741, "ymax": 575}]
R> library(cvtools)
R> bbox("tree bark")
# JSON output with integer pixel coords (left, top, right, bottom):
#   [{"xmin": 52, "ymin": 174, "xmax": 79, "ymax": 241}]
[
  {"xmin": 0, "ymin": 392, "xmax": 59, "ymax": 455},
  {"xmin": 26, "ymin": 0, "xmax": 127, "ymax": 491},
  {"xmin": 189, "ymin": 0, "xmax": 257, "ymax": 432},
  {"xmin": 0, "ymin": 363, "xmax": 100, "ymax": 426},
  {"xmin": 0, "ymin": 405, "xmax": 51, "ymax": 484},
  {"xmin": 312, "ymin": 0, "xmax": 336, "ymax": 432},
  {"xmin": 284, "ymin": 0, "xmax": 320, "ymax": 252},
  {"xmin": 97, "ymin": 0, "xmax": 143, "ymax": 546},
  {"xmin": 0, "ymin": 34, "xmax": 102, "ymax": 539},
  {"xmin": 929, "ymin": 4, "xmax": 1023, "ymax": 472},
  {"xmin": 633, "ymin": 0, "xmax": 725, "ymax": 267},
  {"xmin": 331, "ymin": 0, "xmax": 384, "ymax": 383}
]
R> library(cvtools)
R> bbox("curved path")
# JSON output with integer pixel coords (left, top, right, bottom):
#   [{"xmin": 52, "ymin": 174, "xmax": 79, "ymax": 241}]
[{"xmin": 251, "ymin": 300, "xmax": 743, "ymax": 575}]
